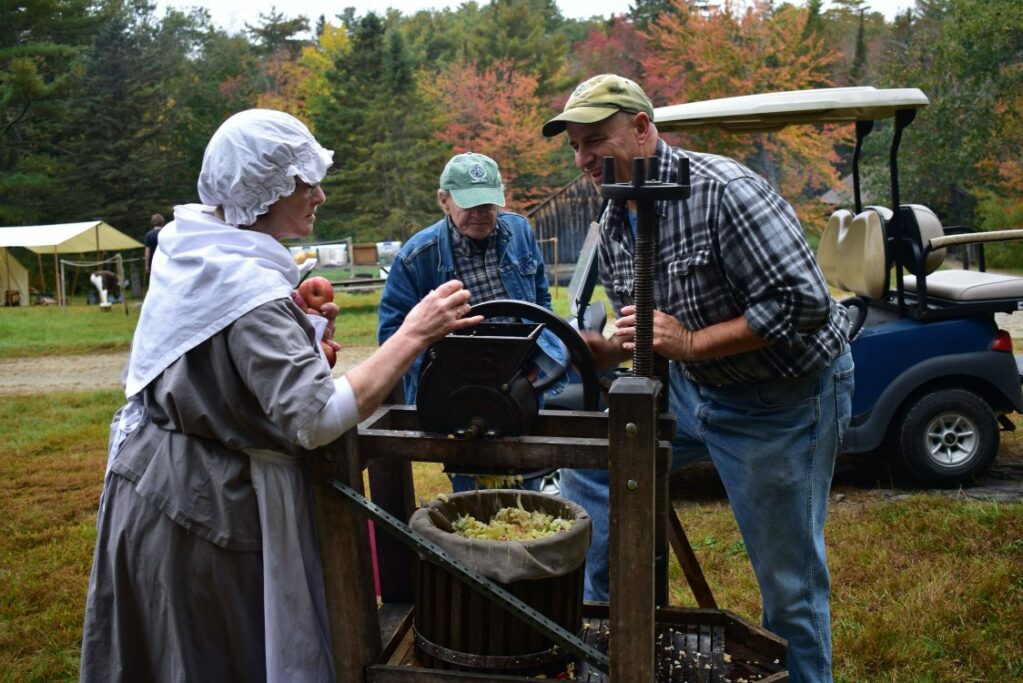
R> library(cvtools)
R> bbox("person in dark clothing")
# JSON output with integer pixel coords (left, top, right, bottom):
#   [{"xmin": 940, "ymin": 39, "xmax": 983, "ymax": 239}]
[{"xmin": 143, "ymin": 213, "xmax": 165, "ymax": 282}]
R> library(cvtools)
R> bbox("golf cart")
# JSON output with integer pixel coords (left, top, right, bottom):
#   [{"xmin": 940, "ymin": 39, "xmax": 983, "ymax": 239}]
[{"xmin": 553, "ymin": 86, "xmax": 1023, "ymax": 487}]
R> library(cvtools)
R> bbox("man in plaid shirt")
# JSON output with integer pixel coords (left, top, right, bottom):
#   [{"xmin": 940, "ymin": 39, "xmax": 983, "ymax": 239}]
[{"xmin": 543, "ymin": 74, "xmax": 854, "ymax": 683}]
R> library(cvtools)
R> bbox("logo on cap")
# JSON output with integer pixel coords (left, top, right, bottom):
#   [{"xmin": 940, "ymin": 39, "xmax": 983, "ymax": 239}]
[{"xmin": 468, "ymin": 162, "xmax": 488, "ymax": 183}]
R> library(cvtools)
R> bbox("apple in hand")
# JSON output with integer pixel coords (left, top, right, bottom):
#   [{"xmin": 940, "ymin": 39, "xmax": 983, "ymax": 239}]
[
  {"xmin": 320, "ymin": 340, "xmax": 337, "ymax": 368},
  {"xmin": 298, "ymin": 276, "xmax": 334, "ymax": 310}
]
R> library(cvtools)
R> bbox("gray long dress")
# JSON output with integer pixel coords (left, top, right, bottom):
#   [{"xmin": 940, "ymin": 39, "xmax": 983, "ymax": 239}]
[{"xmin": 80, "ymin": 298, "xmax": 336, "ymax": 683}]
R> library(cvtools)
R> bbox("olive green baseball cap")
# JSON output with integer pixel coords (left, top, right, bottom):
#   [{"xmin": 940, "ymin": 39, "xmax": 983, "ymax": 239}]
[
  {"xmin": 439, "ymin": 152, "xmax": 506, "ymax": 208},
  {"xmin": 542, "ymin": 74, "xmax": 655, "ymax": 138}
]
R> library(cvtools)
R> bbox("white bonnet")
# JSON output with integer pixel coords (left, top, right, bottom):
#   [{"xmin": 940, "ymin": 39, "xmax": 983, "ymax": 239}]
[{"xmin": 197, "ymin": 109, "xmax": 334, "ymax": 227}]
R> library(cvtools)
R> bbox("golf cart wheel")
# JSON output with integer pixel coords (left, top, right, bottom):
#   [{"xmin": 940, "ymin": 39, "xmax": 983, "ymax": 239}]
[{"xmin": 896, "ymin": 388, "xmax": 999, "ymax": 487}]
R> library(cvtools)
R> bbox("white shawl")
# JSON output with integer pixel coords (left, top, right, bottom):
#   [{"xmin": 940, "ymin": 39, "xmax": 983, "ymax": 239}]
[{"xmin": 124, "ymin": 203, "xmax": 299, "ymax": 397}]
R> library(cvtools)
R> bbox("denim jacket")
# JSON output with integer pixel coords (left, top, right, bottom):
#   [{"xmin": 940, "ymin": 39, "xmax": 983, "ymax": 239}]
[{"xmin": 377, "ymin": 212, "xmax": 566, "ymax": 403}]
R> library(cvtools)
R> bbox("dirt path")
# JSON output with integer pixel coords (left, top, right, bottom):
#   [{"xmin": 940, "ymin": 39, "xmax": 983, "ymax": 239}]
[{"xmin": 0, "ymin": 345, "xmax": 379, "ymax": 395}]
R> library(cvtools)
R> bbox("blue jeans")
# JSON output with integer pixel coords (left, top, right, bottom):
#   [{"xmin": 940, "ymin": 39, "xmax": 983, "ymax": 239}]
[
  {"xmin": 559, "ymin": 348, "xmax": 854, "ymax": 683},
  {"xmin": 449, "ymin": 473, "xmax": 543, "ymax": 493}
]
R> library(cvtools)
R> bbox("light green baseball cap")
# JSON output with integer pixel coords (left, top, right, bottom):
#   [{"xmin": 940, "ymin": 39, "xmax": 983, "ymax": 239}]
[
  {"xmin": 542, "ymin": 73, "xmax": 654, "ymax": 137},
  {"xmin": 439, "ymin": 152, "xmax": 506, "ymax": 208}
]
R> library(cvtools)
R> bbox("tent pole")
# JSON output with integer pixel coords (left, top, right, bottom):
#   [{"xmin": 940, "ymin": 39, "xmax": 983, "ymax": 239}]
[
  {"xmin": 54, "ymin": 248, "xmax": 62, "ymax": 306},
  {"xmin": 116, "ymin": 254, "xmax": 128, "ymax": 316},
  {"xmin": 3, "ymin": 248, "xmax": 11, "ymax": 306},
  {"xmin": 37, "ymin": 253, "xmax": 45, "ymax": 294}
]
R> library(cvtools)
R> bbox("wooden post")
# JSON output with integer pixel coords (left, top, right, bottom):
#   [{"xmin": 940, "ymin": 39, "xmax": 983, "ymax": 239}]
[
  {"xmin": 368, "ymin": 387, "xmax": 415, "ymax": 603},
  {"xmin": 115, "ymin": 254, "xmax": 128, "ymax": 316},
  {"xmin": 608, "ymin": 376, "xmax": 658, "ymax": 681},
  {"xmin": 311, "ymin": 429, "xmax": 382, "ymax": 682}
]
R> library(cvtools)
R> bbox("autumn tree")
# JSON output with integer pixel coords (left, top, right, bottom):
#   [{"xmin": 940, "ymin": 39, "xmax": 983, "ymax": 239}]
[
  {"xmin": 422, "ymin": 59, "xmax": 568, "ymax": 211},
  {"xmin": 872, "ymin": 0, "xmax": 1023, "ymax": 231},
  {"xmin": 642, "ymin": 0, "xmax": 844, "ymax": 226},
  {"xmin": 565, "ymin": 15, "xmax": 647, "ymax": 88}
]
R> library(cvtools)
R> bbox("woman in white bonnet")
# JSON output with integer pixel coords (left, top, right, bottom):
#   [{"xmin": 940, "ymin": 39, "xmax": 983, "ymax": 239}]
[{"xmin": 79, "ymin": 109, "xmax": 480, "ymax": 682}]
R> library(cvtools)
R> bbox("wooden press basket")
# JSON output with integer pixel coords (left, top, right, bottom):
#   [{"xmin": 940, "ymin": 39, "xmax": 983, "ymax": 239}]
[{"xmin": 410, "ymin": 490, "xmax": 589, "ymax": 677}]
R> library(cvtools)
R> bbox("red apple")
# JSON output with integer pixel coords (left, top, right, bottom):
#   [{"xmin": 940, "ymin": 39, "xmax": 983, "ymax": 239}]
[
  {"xmin": 298, "ymin": 276, "xmax": 334, "ymax": 310},
  {"xmin": 320, "ymin": 340, "xmax": 337, "ymax": 368}
]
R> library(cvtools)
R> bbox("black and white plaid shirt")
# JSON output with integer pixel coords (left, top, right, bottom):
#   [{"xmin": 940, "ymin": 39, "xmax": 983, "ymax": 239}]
[
  {"xmin": 449, "ymin": 219, "xmax": 508, "ymax": 305},
  {"xmin": 597, "ymin": 139, "xmax": 849, "ymax": 386}
]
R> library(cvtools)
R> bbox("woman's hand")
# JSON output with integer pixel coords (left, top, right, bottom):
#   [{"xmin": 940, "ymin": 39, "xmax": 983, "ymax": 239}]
[
  {"xmin": 399, "ymin": 279, "xmax": 482, "ymax": 347},
  {"xmin": 293, "ymin": 290, "xmax": 339, "ymax": 342},
  {"xmin": 345, "ymin": 280, "xmax": 481, "ymax": 420}
]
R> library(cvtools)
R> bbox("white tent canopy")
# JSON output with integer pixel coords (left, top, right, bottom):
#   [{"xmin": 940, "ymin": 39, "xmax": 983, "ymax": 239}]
[
  {"xmin": 0, "ymin": 221, "xmax": 142, "ymax": 306},
  {"xmin": 0, "ymin": 221, "xmax": 143, "ymax": 253}
]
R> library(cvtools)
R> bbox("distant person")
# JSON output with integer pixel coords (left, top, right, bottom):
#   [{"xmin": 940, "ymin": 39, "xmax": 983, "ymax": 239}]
[
  {"xmin": 89, "ymin": 270, "xmax": 120, "ymax": 306},
  {"xmin": 143, "ymin": 213, "xmax": 165, "ymax": 282},
  {"xmin": 377, "ymin": 151, "xmax": 565, "ymax": 492}
]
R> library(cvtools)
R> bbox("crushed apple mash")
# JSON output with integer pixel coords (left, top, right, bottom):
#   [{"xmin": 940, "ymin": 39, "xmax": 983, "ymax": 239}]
[{"xmin": 451, "ymin": 498, "xmax": 574, "ymax": 541}]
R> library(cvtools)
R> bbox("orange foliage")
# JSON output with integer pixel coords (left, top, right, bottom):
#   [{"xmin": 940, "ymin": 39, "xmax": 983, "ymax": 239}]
[
  {"xmin": 421, "ymin": 60, "xmax": 561, "ymax": 211},
  {"xmin": 254, "ymin": 48, "xmax": 313, "ymax": 125},
  {"xmin": 642, "ymin": 0, "xmax": 847, "ymax": 231}
]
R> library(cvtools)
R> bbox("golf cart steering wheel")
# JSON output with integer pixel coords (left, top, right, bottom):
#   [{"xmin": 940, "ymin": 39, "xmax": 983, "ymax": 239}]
[
  {"xmin": 467, "ymin": 299, "xmax": 601, "ymax": 411},
  {"xmin": 839, "ymin": 295, "xmax": 868, "ymax": 341}
]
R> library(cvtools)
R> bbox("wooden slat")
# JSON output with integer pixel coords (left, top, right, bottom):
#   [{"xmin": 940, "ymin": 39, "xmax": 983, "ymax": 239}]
[
  {"xmin": 369, "ymin": 458, "xmax": 415, "ymax": 602},
  {"xmin": 368, "ymin": 664, "xmax": 539, "ymax": 682},
  {"xmin": 378, "ymin": 603, "xmax": 414, "ymax": 663},
  {"xmin": 608, "ymin": 377, "xmax": 658, "ymax": 682},
  {"xmin": 358, "ymin": 430, "xmax": 609, "ymax": 470},
  {"xmin": 361, "ymin": 405, "xmax": 610, "ymax": 439},
  {"xmin": 666, "ymin": 507, "xmax": 718, "ymax": 609},
  {"xmin": 312, "ymin": 430, "xmax": 381, "ymax": 683}
]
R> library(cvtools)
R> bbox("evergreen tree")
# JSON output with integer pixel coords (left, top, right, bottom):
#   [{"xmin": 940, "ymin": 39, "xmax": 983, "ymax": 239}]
[
  {"xmin": 470, "ymin": 0, "xmax": 568, "ymax": 93},
  {"xmin": 56, "ymin": 2, "xmax": 199, "ymax": 234},
  {"xmin": 629, "ymin": 0, "xmax": 675, "ymax": 30},
  {"xmin": 246, "ymin": 8, "xmax": 310, "ymax": 58},
  {"xmin": 849, "ymin": 10, "xmax": 867, "ymax": 84},
  {"xmin": 801, "ymin": 0, "xmax": 824, "ymax": 40},
  {"xmin": 0, "ymin": 0, "xmax": 98, "ymax": 224},
  {"xmin": 309, "ymin": 13, "xmax": 445, "ymax": 242}
]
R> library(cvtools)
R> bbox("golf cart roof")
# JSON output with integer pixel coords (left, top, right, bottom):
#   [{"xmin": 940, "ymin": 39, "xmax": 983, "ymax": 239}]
[{"xmin": 655, "ymin": 86, "xmax": 929, "ymax": 133}]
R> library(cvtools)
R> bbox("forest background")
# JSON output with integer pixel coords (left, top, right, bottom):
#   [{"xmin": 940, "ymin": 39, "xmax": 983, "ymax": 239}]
[{"xmin": 2, "ymin": 0, "xmax": 1021, "ymax": 279}]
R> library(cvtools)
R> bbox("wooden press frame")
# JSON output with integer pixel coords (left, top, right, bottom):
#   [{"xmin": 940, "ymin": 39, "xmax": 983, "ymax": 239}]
[{"xmin": 310, "ymin": 377, "xmax": 787, "ymax": 682}]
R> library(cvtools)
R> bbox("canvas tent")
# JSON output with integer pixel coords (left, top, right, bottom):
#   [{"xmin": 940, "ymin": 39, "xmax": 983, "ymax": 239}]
[
  {"xmin": 0, "ymin": 221, "xmax": 144, "ymax": 305},
  {"xmin": 1, "ymin": 248, "xmax": 30, "ymax": 306}
]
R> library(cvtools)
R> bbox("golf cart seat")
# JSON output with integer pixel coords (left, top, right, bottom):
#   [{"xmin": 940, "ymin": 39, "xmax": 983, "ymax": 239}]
[
  {"xmin": 900, "ymin": 204, "xmax": 1023, "ymax": 302},
  {"xmin": 818, "ymin": 206, "xmax": 892, "ymax": 300},
  {"xmin": 816, "ymin": 209, "xmax": 850, "ymax": 286}
]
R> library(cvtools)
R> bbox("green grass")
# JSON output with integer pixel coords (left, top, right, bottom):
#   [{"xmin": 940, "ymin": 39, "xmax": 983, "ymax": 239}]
[
  {"xmin": 0, "ymin": 282, "xmax": 600, "ymax": 358},
  {"xmin": 0, "ymin": 306, "xmax": 140, "ymax": 359}
]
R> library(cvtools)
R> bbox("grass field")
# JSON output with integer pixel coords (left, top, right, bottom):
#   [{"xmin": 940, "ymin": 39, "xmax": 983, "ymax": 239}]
[{"xmin": 1, "ymin": 288, "xmax": 1021, "ymax": 682}]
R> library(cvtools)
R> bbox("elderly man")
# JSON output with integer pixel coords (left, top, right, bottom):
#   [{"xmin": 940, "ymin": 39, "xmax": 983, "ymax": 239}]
[
  {"xmin": 378, "ymin": 151, "xmax": 564, "ymax": 492},
  {"xmin": 542, "ymin": 74, "xmax": 854, "ymax": 683}
]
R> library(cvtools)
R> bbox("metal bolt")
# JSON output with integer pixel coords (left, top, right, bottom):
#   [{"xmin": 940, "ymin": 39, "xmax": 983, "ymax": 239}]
[
  {"xmin": 626, "ymin": 422, "xmax": 638, "ymax": 435},
  {"xmin": 627, "ymin": 479, "xmax": 639, "ymax": 490},
  {"xmin": 500, "ymin": 383, "xmax": 510, "ymax": 392}
]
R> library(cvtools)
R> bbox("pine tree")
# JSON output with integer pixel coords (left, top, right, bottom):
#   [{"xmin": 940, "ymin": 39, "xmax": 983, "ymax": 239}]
[
  {"xmin": 849, "ymin": 10, "xmax": 867, "ymax": 84},
  {"xmin": 0, "ymin": 0, "xmax": 98, "ymax": 224},
  {"xmin": 309, "ymin": 13, "xmax": 445, "ymax": 241}
]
